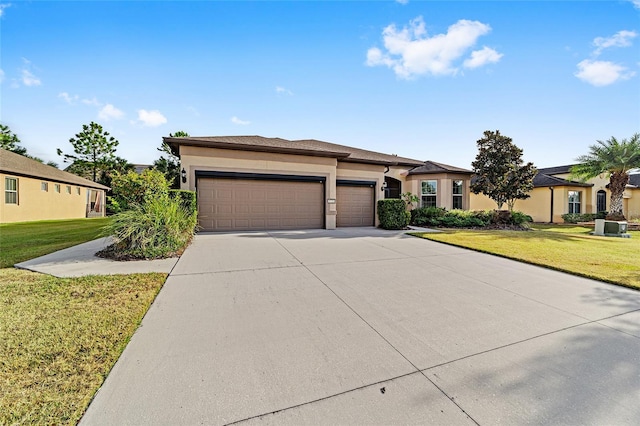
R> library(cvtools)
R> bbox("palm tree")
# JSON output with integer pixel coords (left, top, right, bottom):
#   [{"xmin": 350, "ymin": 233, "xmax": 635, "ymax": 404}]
[{"xmin": 571, "ymin": 133, "xmax": 640, "ymax": 220}]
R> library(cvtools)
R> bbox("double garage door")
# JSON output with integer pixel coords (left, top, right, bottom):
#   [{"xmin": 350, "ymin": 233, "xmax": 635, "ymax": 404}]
[{"xmin": 197, "ymin": 175, "xmax": 375, "ymax": 232}]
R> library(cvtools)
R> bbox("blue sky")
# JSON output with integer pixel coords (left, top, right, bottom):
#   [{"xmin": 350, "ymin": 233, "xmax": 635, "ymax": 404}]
[{"xmin": 1, "ymin": 1, "xmax": 639, "ymax": 169}]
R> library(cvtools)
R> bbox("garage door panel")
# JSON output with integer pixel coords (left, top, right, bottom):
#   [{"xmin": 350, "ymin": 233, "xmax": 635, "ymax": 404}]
[
  {"xmin": 197, "ymin": 178, "xmax": 324, "ymax": 232},
  {"xmin": 336, "ymin": 185, "xmax": 374, "ymax": 227}
]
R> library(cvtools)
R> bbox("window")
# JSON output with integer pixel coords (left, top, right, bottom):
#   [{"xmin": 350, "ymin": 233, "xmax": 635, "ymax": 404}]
[
  {"xmin": 41, "ymin": 182, "xmax": 49, "ymax": 192},
  {"xmin": 66, "ymin": 185, "xmax": 71, "ymax": 194},
  {"xmin": 5, "ymin": 177, "xmax": 18, "ymax": 204},
  {"xmin": 597, "ymin": 190, "xmax": 606, "ymax": 213},
  {"xmin": 55, "ymin": 184, "xmax": 61, "ymax": 193},
  {"xmin": 452, "ymin": 180, "xmax": 463, "ymax": 209},
  {"xmin": 421, "ymin": 180, "xmax": 437, "ymax": 208},
  {"xmin": 568, "ymin": 191, "xmax": 581, "ymax": 214},
  {"xmin": 77, "ymin": 187, "xmax": 81, "ymax": 195}
]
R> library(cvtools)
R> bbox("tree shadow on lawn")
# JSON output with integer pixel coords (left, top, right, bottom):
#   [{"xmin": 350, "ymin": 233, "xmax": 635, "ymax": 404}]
[{"xmin": 448, "ymin": 228, "xmax": 632, "ymax": 245}]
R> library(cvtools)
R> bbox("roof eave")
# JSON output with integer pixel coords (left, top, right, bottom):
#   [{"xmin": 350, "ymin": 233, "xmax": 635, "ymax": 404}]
[{"xmin": 164, "ymin": 137, "xmax": 351, "ymax": 159}]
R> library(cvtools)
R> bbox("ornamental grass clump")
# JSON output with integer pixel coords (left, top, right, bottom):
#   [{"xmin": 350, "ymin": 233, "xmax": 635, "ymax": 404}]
[
  {"xmin": 104, "ymin": 196, "xmax": 197, "ymax": 259},
  {"xmin": 101, "ymin": 169, "xmax": 198, "ymax": 260}
]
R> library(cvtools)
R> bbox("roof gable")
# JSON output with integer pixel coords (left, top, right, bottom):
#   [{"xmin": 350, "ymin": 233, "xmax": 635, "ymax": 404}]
[
  {"xmin": 408, "ymin": 160, "xmax": 472, "ymax": 175},
  {"xmin": 0, "ymin": 149, "xmax": 110, "ymax": 190}
]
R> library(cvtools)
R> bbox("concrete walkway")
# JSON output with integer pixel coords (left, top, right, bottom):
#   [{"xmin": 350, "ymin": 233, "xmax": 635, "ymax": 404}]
[
  {"xmin": 81, "ymin": 228, "xmax": 640, "ymax": 425},
  {"xmin": 15, "ymin": 237, "xmax": 178, "ymax": 277}
]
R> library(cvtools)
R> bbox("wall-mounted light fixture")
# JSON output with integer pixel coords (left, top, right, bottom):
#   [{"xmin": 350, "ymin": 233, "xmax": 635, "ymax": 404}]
[{"xmin": 181, "ymin": 168, "xmax": 187, "ymax": 184}]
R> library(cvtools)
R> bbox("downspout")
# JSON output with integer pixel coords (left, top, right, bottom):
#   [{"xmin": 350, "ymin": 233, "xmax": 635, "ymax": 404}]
[{"xmin": 549, "ymin": 187, "xmax": 554, "ymax": 223}]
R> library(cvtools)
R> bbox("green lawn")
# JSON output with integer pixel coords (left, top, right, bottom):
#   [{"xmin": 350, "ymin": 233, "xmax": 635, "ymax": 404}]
[
  {"xmin": 0, "ymin": 269, "xmax": 167, "ymax": 425},
  {"xmin": 413, "ymin": 224, "xmax": 640, "ymax": 290},
  {"xmin": 0, "ymin": 218, "xmax": 109, "ymax": 268}
]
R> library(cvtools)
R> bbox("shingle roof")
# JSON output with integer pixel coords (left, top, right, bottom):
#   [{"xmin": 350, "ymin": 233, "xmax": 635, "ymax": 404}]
[
  {"xmin": 165, "ymin": 135, "xmax": 424, "ymax": 167},
  {"xmin": 533, "ymin": 173, "xmax": 592, "ymax": 188},
  {"xmin": 407, "ymin": 160, "xmax": 472, "ymax": 175},
  {"xmin": 0, "ymin": 149, "xmax": 110, "ymax": 190},
  {"xmin": 536, "ymin": 164, "xmax": 574, "ymax": 175}
]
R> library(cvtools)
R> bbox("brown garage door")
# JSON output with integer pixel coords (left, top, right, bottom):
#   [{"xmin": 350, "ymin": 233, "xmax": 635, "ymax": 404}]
[
  {"xmin": 197, "ymin": 178, "xmax": 324, "ymax": 232},
  {"xmin": 336, "ymin": 184, "xmax": 375, "ymax": 227}
]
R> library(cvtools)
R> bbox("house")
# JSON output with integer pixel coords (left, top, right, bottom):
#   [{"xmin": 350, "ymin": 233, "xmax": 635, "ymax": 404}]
[
  {"xmin": 469, "ymin": 164, "xmax": 640, "ymax": 222},
  {"xmin": 165, "ymin": 136, "xmax": 473, "ymax": 232},
  {"xmin": 0, "ymin": 148, "xmax": 110, "ymax": 223}
]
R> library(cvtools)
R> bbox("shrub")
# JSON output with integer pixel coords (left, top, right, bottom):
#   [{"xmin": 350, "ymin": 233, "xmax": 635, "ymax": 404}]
[
  {"xmin": 508, "ymin": 210, "xmax": 533, "ymax": 226},
  {"xmin": 169, "ymin": 190, "xmax": 197, "ymax": 217},
  {"xmin": 377, "ymin": 199, "xmax": 410, "ymax": 230},
  {"xmin": 562, "ymin": 213, "xmax": 597, "ymax": 223},
  {"xmin": 412, "ymin": 207, "xmax": 447, "ymax": 227},
  {"xmin": 103, "ymin": 196, "xmax": 198, "ymax": 259},
  {"xmin": 109, "ymin": 169, "xmax": 169, "ymax": 213}
]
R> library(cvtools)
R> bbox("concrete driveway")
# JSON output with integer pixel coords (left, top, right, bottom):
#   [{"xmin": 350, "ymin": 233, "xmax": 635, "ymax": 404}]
[{"xmin": 81, "ymin": 228, "xmax": 640, "ymax": 425}]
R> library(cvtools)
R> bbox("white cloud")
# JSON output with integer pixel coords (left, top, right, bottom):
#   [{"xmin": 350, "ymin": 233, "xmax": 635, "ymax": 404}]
[
  {"xmin": 628, "ymin": 0, "xmax": 640, "ymax": 9},
  {"xmin": 575, "ymin": 59, "xmax": 635, "ymax": 86},
  {"xmin": 137, "ymin": 109, "xmax": 167, "ymax": 127},
  {"xmin": 231, "ymin": 116, "xmax": 250, "ymax": 125},
  {"xmin": 82, "ymin": 97, "xmax": 101, "ymax": 106},
  {"xmin": 21, "ymin": 69, "xmax": 41, "ymax": 86},
  {"xmin": 58, "ymin": 92, "xmax": 79, "ymax": 104},
  {"xmin": 396, "ymin": 0, "xmax": 409, "ymax": 4},
  {"xmin": 276, "ymin": 86, "xmax": 293, "ymax": 96},
  {"xmin": 0, "ymin": 4, "xmax": 10, "ymax": 17},
  {"xmin": 98, "ymin": 104, "xmax": 125, "ymax": 121},
  {"xmin": 593, "ymin": 30, "xmax": 638, "ymax": 56},
  {"xmin": 463, "ymin": 46, "xmax": 503, "ymax": 69},
  {"xmin": 366, "ymin": 16, "xmax": 500, "ymax": 78}
]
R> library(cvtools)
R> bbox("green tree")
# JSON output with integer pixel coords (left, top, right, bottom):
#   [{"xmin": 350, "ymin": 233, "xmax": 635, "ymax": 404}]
[
  {"xmin": 57, "ymin": 122, "xmax": 119, "ymax": 182},
  {"xmin": 153, "ymin": 130, "xmax": 188, "ymax": 189},
  {"xmin": 571, "ymin": 133, "xmax": 640, "ymax": 220},
  {"xmin": 1, "ymin": 123, "xmax": 28, "ymax": 156},
  {"xmin": 471, "ymin": 130, "xmax": 537, "ymax": 211}
]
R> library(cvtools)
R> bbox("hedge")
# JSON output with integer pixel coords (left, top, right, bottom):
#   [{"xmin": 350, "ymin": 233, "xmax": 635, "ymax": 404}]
[{"xmin": 377, "ymin": 199, "xmax": 410, "ymax": 230}]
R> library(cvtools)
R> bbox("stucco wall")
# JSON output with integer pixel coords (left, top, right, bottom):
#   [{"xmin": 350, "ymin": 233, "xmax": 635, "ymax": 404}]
[
  {"xmin": 0, "ymin": 173, "xmax": 103, "ymax": 223},
  {"xmin": 626, "ymin": 189, "xmax": 639, "ymax": 219},
  {"xmin": 180, "ymin": 146, "xmax": 341, "ymax": 228},
  {"xmin": 469, "ymin": 185, "xmax": 623, "ymax": 223},
  {"xmin": 405, "ymin": 173, "xmax": 471, "ymax": 210}
]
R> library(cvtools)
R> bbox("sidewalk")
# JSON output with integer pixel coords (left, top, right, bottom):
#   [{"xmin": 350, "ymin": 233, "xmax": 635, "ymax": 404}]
[{"xmin": 15, "ymin": 237, "xmax": 178, "ymax": 277}]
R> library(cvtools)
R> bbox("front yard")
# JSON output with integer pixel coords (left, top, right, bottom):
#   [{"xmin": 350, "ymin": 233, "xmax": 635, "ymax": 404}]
[
  {"xmin": 0, "ymin": 218, "xmax": 167, "ymax": 424},
  {"xmin": 0, "ymin": 218, "xmax": 109, "ymax": 268},
  {"xmin": 414, "ymin": 224, "xmax": 640, "ymax": 289},
  {"xmin": 0, "ymin": 269, "xmax": 166, "ymax": 425}
]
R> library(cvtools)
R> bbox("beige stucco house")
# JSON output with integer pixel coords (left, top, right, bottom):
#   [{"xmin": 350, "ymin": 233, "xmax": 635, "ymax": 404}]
[
  {"xmin": 1, "ymin": 148, "xmax": 109, "ymax": 223},
  {"xmin": 470, "ymin": 164, "xmax": 640, "ymax": 222},
  {"xmin": 166, "ymin": 136, "xmax": 473, "ymax": 232}
]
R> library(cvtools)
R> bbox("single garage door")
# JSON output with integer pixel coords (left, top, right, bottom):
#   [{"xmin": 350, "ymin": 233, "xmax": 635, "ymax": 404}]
[
  {"xmin": 336, "ymin": 183, "xmax": 375, "ymax": 227},
  {"xmin": 197, "ymin": 177, "xmax": 324, "ymax": 232}
]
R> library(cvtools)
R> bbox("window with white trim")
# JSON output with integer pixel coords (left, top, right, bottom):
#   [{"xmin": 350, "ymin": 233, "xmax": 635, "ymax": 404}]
[
  {"xmin": 568, "ymin": 191, "xmax": 581, "ymax": 214},
  {"xmin": 5, "ymin": 177, "xmax": 18, "ymax": 204},
  {"xmin": 452, "ymin": 180, "xmax": 463, "ymax": 209},
  {"xmin": 77, "ymin": 187, "xmax": 81, "ymax": 195},
  {"xmin": 41, "ymin": 182, "xmax": 49, "ymax": 192},
  {"xmin": 55, "ymin": 184, "xmax": 61, "ymax": 193},
  {"xmin": 66, "ymin": 185, "xmax": 71, "ymax": 194},
  {"xmin": 421, "ymin": 180, "xmax": 437, "ymax": 208}
]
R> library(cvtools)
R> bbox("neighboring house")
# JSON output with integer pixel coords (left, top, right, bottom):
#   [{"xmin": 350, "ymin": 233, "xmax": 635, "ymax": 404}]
[
  {"xmin": 470, "ymin": 164, "xmax": 640, "ymax": 222},
  {"xmin": 133, "ymin": 164, "xmax": 152, "ymax": 174},
  {"xmin": 1, "ymin": 148, "xmax": 110, "ymax": 223},
  {"xmin": 165, "ymin": 136, "xmax": 473, "ymax": 232}
]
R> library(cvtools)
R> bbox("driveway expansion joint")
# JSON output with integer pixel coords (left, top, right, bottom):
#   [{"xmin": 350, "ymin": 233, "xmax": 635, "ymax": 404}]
[{"xmin": 270, "ymin": 235, "xmax": 481, "ymax": 425}]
